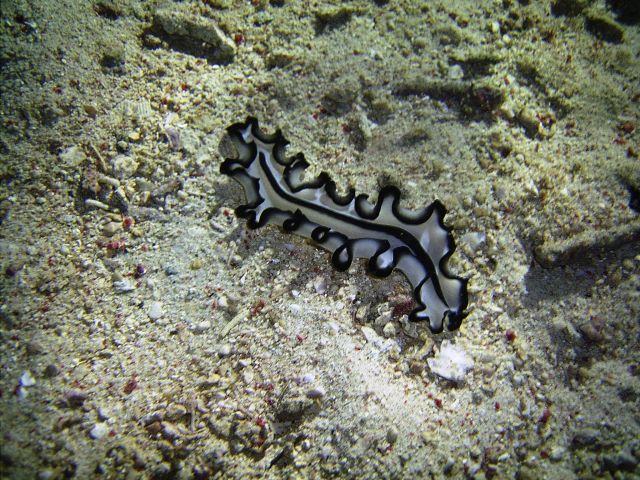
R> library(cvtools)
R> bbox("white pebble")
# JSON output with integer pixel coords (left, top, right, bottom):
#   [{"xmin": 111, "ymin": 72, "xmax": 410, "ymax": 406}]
[
  {"xmin": 192, "ymin": 320, "xmax": 211, "ymax": 333},
  {"xmin": 147, "ymin": 301, "xmax": 164, "ymax": 320},
  {"xmin": 217, "ymin": 296, "xmax": 229, "ymax": 309},
  {"xmin": 20, "ymin": 370, "xmax": 36, "ymax": 387},
  {"xmin": 242, "ymin": 369, "xmax": 254, "ymax": 384},
  {"xmin": 113, "ymin": 279, "xmax": 135, "ymax": 293},
  {"xmin": 550, "ymin": 446, "xmax": 565, "ymax": 461},
  {"xmin": 37, "ymin": 470, "xmax": 55, "ymax": 480},
  {"xmin": 326, "ymin": 322, "xmax": 340, "ymax": 334},
  {"xmin": 301, "ymin": 373, "xmax": 315, "ymax": 384},
  {"xmin": 90, "ymin": 422, "xmax": 109, "ymax": 439},
  {"xmin": 313, "ymin": 276, "xmax": 327, "ymax": 294},
  {"xmin": 218, "ymin": 344, "xmax": 232, "ymax": 357},
  {"xmin": 361, "ymin": 326, "xmax": 379, "ymax": 344},
  {"xmin": 447, "ymin": 64, "xmax": 464, "ymax": 80},
  {"xmin": 462, "ymin": 231, "xmax": 486, "ymax": 251},
  {"xmin": 427, "ymin": 340, "xmax": 474, "ymax": 382}
]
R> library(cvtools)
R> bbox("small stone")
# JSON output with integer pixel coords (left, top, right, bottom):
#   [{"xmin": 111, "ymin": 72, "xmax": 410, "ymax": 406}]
[
  {"xmin": 148, "ymin": 301, "xmax": 164, "ymax": 320},
  {"xmin": 113, "ymin": 279, "xmax": 135, "ymax": 293},
  {"xmin": 497, "ymin": 452, "xmax": 510, "ymax": 462},
  {"xmin": 102, "ymin": 221, "xmax": 121, "ymax": 236},
  {"xmin": 20, "ymin": 370, "xmax": 36, "ymax": 387},
  {"xmin": 242, "ymin": 369, "xmax": 254, "ymax": 384},
  {"xmin": 90, "ymin": 422, "xmax": 109, "ymax": 439},
  {"xmin": 326, "ymin": 321, "xmax": 340, "ymax": 334},
  {"xmin": 409, "ymin": 361, "xmax": 424, "ymax": 375},
  {"xmin": 59, "ymin": 145, "xmax": 86, "ymax": 167},
  {"xmin": 443, "ymin": 457, "xmax": 455, "ymax": 474},
  {"xmin": 164, "ymin": 265, "xmax": 179, "ymax": 276},
  {"xmin": 275, "ymin": 399, "xmax": 312, "ymax": 422},
  {"xmin": 192, "ymin": 320, "xmax": 211, "ymax": 333},
  {"xmin": 361, "ymin": 326, "xmax": 380, "ymax": 344},
  {"xmin": 152, "ymin": 8, "xmax": 235, "ymax": 64},
  {"xmin": 374, "ymin": 310, "xmax": 392, "ymax": 327},
  {"xmin": 166, "ymin": 405, "xmax": 187, "ymax": 421},
  {"xmin": 97, "ymin": 407, "xmax": 111, "ymax": 421},
  {"xmin": 101, "ymin": 42, "xmax": 125, "ymax": 69},
  {"xmin": 26, "ymin": 341, "xmax": 44, "ymax": 355},
  {"xmin": 386, "ymin": 426, "xmax": 399, "ymax": 444},
  {"xmin": 152, "ymin": 463, "xmax": 171, "ymax": 478},
  {"xmin": 578, "ymin": 316, "xmax": 605, "ymax": 343},
  {"xmin": 550, "ymin": 446, "xmax": 565, "ymax": 461},
  {"xmin": 63, "ymin": 390, "xmax": 87, "ymax": 408},
  {"xmin": 83, "ymin": 104, "xmax": 98, "ymax": 118},
  {"xmin": 462, "ymin": 231, "xmax": 486, "ymax": 251},
  {"xmin": 603, "ymin": 449, "xmax": 638, "ymax": 472},
  {"xmin": 427, "ymin": 340, "xmax": 474, "ymax": 382},
  {"xmin": 300, "ymin": 373, "xmax": 315, "ymax": 384},
  {"xmin": 218, "ymin": 343, "xmax": 232, "ymax": 357},
  {"xmin": 44, "ymin": 364, "xmax": 60, "ymax": 377},
  {"xmin": 313, "ymin": 276, "xmax": 327, "ymax": 294},
  {"xmin": 190, "ymin": 258, "xmax": 203, "ymax": 270},
  {"xmin": 572, "ymin": 428, "xmax": 600, "ymax": 448},
  {"xmin": 161, "ymin": 422, "xmax": 180, "ymax": 440},
  {"xmin": 383, "ymin": 321, "xmax": 396, "ymax": 338},
  {"xmin": 217, "ymin": 296, "xmax": 229, "ymax": 309},
  {"xmin": 585, "ymin": 13, "xmax": 624, "ymax": 44},
  {"xmin": 37, "ymin": 470, "xmax": 55, "ymax": 480},
  {"xmin": 447, "ymin": 64, "xmax": 464, "ymax": 80},
  {"xmin": 306, "ymin": 386, "xmax": 326, "ymax": 399},
  {"xmin": 517, "ymin": 108, "xmax": 542, "ymax": 138}
]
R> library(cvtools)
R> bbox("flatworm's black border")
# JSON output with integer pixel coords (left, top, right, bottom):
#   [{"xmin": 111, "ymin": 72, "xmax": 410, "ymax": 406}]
[{"xmin": 221, "ymin": 117, "xmax": 469, "ymax": 333}]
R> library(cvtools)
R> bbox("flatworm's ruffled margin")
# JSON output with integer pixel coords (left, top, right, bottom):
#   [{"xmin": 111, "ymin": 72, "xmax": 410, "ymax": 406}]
[{"xmin": 220, "ymin": 117, "xmax": 469, "ymax": 333}]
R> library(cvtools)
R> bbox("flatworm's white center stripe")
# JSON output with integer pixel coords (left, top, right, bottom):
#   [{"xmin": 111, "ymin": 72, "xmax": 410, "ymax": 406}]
[{"xmin": 221, "ymin": 117, "xmax": 468, "ymax": 333}]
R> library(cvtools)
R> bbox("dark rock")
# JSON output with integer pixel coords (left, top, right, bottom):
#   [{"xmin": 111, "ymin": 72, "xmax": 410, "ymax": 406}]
[
  {"xmin": 101, "ymin": 42, "xmax": 125, "ymax": 69},
  {"xmin": 603, "ymin": 449, "xmax": 638, "ymax": 472},
  {"xmin": 145, "ymin": 8, "xmax": 235, "ymax": 65},
  {"xmin": 551, "ymin": 0, "xmax": 591, "ymax": 17},
  {"xmin": 607, "ymin": 0, "xmax": 640, "ymax": 25},
  {"xmin": 274, "ymin": 398, "xmax": 313, "ymax": 422},
  {"xmin": 315, "ymin": 5, "xmax": 359, "ymax": 34},
  {"xmin": 321, "ymin": 77, "xmax": 359, "ymax": 115},
  {"xmin": 62, "ymin": 390, "xmax": 87, "ymax": 408},
  {"xmin": 585, "ymin": 14, "xmax": 624, "ymax": 43},
  {"xmin": 43, "ymin": 364, "xmax": 60, "ymax": 377},
  {"xmin": 571, "ymin": 428, "xmax": 602, "ymax": 449}
]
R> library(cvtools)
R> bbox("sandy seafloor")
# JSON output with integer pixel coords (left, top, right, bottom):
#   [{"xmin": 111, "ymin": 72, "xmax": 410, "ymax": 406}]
[{"xmin": 1, "ymin": 0, "xmax": 639, "ymax": 478}]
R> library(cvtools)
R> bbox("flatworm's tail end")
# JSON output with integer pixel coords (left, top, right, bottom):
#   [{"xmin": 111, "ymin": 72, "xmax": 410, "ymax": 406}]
[
  {"xmin": 409, "ymin": 306, "xmax": 468, "ymax": 334},
  {"xmin": 409, "ymin": 273, "xmax": 469, "ymax": 333}
]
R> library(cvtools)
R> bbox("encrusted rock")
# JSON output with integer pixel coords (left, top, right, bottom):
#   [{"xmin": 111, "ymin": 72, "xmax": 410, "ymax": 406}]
[{"xmin": 149, "ymin": 8, "xmax": 235, "ymax": 64}]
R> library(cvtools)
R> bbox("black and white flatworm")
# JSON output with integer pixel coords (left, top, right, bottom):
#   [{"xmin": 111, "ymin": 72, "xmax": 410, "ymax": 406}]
[{"xmin": 220, "ymin": 117, "xmax": 468, "ymax": 333}]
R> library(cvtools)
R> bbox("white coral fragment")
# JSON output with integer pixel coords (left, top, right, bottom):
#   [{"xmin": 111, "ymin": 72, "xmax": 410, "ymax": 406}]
[{"xmin": 427, "ymin": 340, "xmax": 474, "ymax": 382}]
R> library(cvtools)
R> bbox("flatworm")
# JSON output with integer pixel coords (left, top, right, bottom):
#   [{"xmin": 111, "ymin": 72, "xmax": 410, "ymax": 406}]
[{"xmin": 219, "ymin": 117, "xmax": 468, "ymax": 333}]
